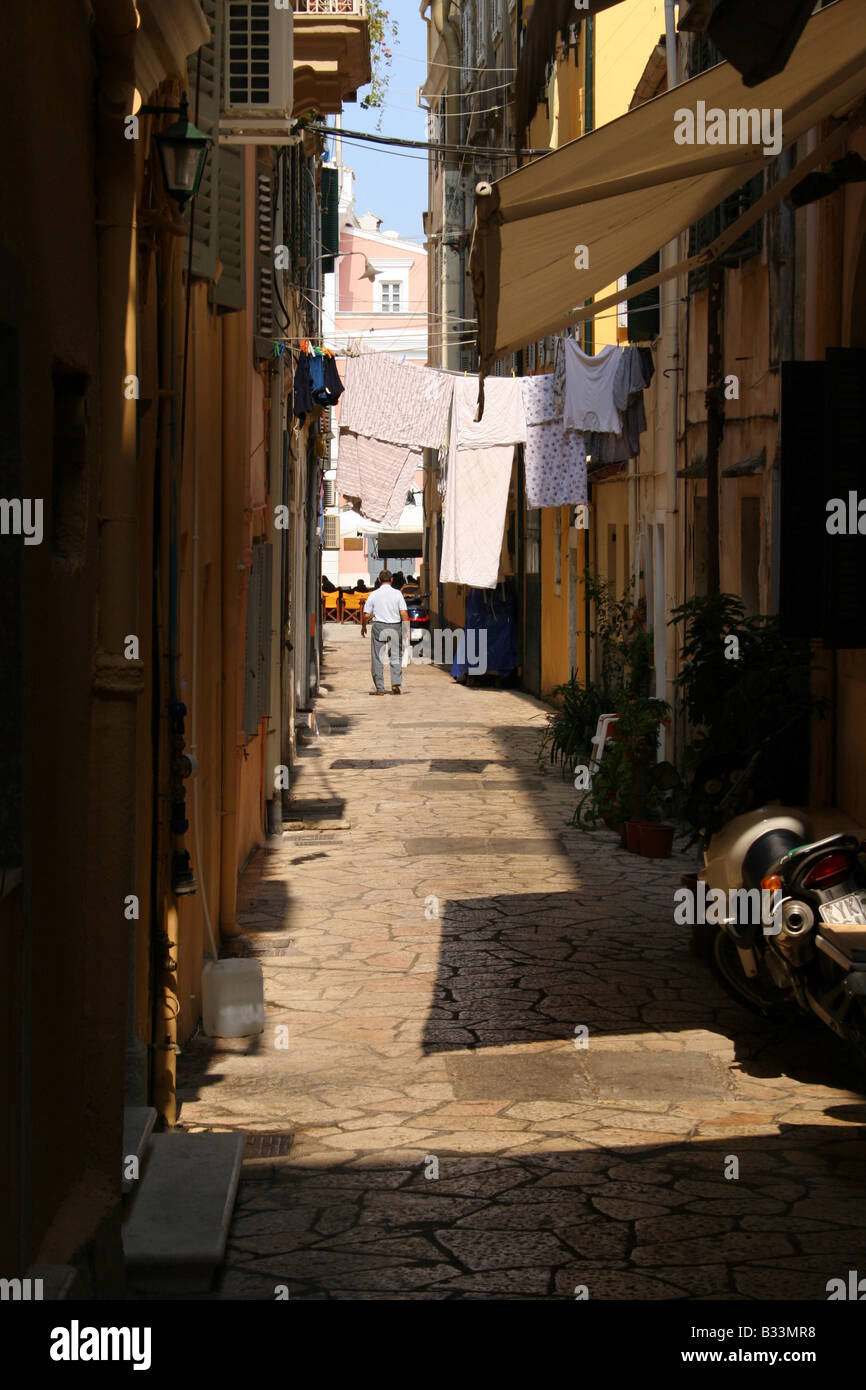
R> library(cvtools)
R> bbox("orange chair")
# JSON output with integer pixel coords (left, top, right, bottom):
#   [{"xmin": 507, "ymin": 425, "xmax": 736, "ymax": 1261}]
[
  {"xmin": 340, "ymin": 591, "xmax": 364, "ymax": 624},
  {"xmin": 322, "ymin": 589, "xmax": 340, "ymax": 623}
]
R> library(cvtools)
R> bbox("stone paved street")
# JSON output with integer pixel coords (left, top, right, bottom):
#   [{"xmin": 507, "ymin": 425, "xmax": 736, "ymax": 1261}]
[{"xmin": 178, "ymin": 625, "xmax": 866, "ymax": 1300}]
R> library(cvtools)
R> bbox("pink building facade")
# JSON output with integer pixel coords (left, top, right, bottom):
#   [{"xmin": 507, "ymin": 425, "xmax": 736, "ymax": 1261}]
[{"xmin": 322, "ymin": 166, "xmax": 427, "ymax": 587}]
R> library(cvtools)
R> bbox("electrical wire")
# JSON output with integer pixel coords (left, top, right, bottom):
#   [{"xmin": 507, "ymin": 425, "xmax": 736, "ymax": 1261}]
[
  {"xmin": 395, "ymin": 49, "xmax": 517, "ymax": 74},
  {"xmin": 330, "ymin": 135, "xmax": 429, "ymax": 164},
  {"xmin": 305, "ymin": 121, "xmax": 546, "ymax": 159}
]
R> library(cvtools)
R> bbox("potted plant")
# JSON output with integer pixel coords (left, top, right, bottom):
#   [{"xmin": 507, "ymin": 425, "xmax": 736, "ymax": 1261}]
[{"xmin": 578, "ymin": 692, "xmax": 673, "ymax": 845}]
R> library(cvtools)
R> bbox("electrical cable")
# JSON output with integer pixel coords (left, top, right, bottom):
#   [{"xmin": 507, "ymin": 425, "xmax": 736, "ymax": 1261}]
[
  {"xmin": 303, "ymin": 120, "xmax": 548, "ymax": 159},
  {"xmin": 395, "ymin": 49, "xmax": 517, "ymax": 74}
]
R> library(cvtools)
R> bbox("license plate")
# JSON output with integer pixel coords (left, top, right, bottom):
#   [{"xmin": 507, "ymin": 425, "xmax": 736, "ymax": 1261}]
[{"xmin": 819, "ymin": 893, "xmax": 866, "ymax": 926}]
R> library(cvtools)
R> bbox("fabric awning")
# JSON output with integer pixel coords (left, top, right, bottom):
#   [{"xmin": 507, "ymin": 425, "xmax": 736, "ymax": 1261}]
[
  {"xmin": 340, "ymin": 505, "xmax": 423, "ymax": 537},
  {"xmin": 377, "ymin": 532, "xmax": 423, "ymax": 557},
  {"xmin": 472, "ymin": 0, "xmax": 866, "ymax": 373}
]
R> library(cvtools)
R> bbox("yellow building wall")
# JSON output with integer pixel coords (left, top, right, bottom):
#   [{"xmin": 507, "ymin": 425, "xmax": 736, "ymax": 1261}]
[
  {"xmin": 587, "ymin": 2, "xmax": 662, "ymax": 624},
  {"xmin": 540, "ymin": 505, "xmax": 569, "ymax": 694},
  {"xmin": 594, "ymin": 1, "xmax": 666, "ymax": 131},
  {"xmin": 532, "ymin": 7, "xmax": 660, "ymax": 698}
]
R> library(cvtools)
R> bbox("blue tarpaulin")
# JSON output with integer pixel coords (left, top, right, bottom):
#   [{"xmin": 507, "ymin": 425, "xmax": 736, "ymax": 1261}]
[{"xmin": 451, "ymin": 580, "xmax": 519, "ymax": 680}]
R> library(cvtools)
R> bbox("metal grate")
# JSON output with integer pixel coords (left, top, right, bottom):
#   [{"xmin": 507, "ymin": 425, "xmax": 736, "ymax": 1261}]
[
  {"xmin": 227, "ymin": 1, "xmax": 272, "ymax": 107},
  {"xmin": 243, "ymin": 1132, "xmax": 293, "ymax": 1159}
]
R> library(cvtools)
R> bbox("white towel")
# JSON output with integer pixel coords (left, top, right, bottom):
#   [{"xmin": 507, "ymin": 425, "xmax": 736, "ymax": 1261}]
[
  {"xmin": 438, "ymin": 378, "xmax": 525, "ymax": 589},
  {"xmin": 453, "ymin": 375, "xmax": 527, "ymax": 448},
  {"xmin": 439, "ymin": 440, "xmax": 514, "ymax": 589}
]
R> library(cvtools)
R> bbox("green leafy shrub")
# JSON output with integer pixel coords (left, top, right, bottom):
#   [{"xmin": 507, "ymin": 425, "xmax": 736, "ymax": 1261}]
[{"xmin": 669, "ymin": 593, "xmax": 822, "ymax": 845}]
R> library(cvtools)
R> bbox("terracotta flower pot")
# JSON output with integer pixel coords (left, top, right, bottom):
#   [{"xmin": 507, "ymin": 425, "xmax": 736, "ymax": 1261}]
[
  {"xmin": 639, "ymin": 822, "xmax": 675, "ymax": 858},
  {"xmin": 625, "ymin": 821, "xmax": 643, "ymax": 854}
]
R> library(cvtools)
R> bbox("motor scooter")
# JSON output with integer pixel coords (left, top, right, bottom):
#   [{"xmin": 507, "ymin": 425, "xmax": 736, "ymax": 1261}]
[{"xmin": 700, "ymin": 806, "xmax": 866, "ymax": 1056}]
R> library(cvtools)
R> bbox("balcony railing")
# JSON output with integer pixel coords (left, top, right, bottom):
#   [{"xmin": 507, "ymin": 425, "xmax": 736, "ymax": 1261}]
[{"xmin": 295, "ymin": 0, "xmax": 367, "ymax": 14}]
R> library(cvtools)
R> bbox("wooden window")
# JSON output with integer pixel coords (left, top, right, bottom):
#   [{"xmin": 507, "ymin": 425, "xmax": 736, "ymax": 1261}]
[
  {"xmin": 188, "ymin": 0, "xmax": 246, "ymax": 311},
  {"xmin": 380, "ymin": 281, "xmax": 402, "ymax": 313}
]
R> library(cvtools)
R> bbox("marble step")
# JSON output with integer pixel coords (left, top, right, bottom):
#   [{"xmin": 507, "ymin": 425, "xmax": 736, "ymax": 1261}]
[
  {"xmin": 122, "ymin": 1131, "xmax": 245, "ymax": 1292},
  {"xmin": 122, "ymin": 1106, "xmax": 157, "ymax": 1195}
]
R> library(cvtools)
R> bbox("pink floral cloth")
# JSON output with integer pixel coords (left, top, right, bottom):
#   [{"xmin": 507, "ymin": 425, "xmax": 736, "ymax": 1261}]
[
  {"xmin": 336, "ymin": 432, "xmax": 419, "ymax": 526},
  {"xmin": 339, "ymin": 351, "xmax": 453, "ymax": 450}
]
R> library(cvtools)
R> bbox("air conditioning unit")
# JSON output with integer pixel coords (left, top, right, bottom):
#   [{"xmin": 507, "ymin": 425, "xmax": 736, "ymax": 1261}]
[{"xmin": 219, "ymin": 0, "xmax": 296, "ymax": 145}]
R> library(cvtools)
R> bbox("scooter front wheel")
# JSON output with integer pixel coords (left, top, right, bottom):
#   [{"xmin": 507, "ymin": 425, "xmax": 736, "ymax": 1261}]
[{"xmin": 704, "ymin": 927, "xmax": 793, "ymax": 1019}]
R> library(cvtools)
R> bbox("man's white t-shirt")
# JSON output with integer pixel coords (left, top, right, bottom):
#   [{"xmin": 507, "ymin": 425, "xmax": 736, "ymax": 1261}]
[{"xmin": 364, "ymin": 584, "xmax": 407, "ymax": 623}]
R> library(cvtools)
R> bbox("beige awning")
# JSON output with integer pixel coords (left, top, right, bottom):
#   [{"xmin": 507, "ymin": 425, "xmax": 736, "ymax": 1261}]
[{"xmin": 472, "ymin": 0, "xmax": 866, "ymax": 372}]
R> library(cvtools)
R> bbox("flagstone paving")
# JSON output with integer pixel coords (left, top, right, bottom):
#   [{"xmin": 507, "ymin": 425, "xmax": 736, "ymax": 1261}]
[{"xmin": 178, "ymin": 624, "xmax": 866, "ymax": 1300}]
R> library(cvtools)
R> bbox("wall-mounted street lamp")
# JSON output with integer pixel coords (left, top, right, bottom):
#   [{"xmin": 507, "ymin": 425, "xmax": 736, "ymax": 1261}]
[
  {"xmin": 141, "ymin": 94, "xmax": 210, "ymax": 209},
  {"xmin": 300, "ymin": 248, "xmax": 378, "ymax": 281}
]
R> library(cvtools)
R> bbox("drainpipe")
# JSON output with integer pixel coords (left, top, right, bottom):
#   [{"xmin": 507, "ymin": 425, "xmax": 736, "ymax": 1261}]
[
  {"xmin": 428, "ymin": 0, "xmax": 462, "ymax": 372},
  {"xmin": 89, "ymin": 0, "xmax": 143, "ymax": 1163},
  {"xmin": 266, "ymin": 356, "xmax": 284, "ymax": 835},
  {"xmin": 219, "ymin": 309, "xmax": 246, "ymax": 939}
]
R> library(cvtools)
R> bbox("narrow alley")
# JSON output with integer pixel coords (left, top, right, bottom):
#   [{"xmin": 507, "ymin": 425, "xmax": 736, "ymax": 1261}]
[{"xmin": 177, "ymin": 628, "xmax": 866, "ymax": 1301}]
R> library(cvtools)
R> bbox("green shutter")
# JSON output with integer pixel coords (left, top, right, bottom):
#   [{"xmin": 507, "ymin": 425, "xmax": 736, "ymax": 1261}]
[
  {"xmin": 320, "ymin": 166, "xmax": 339, "ymax": 275},
  {"xmin": 626, "ymin": 252, "xmax": 660, "ymax": 343},
  {"xmin": 188, "ymin": 0, "xmax": 219, "ymax": 282},
  {"xmin": 213, "ymin": 143, "xmax": 246, "ymax": 311},
  {"xmin": 254, "ymin": 161, "xmax": 276, "ymax": 352}
]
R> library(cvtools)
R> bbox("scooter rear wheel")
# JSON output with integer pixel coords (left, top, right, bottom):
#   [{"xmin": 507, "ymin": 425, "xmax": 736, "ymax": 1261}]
[{"xmin": 704, "ymin": 926, "xmax": 793, "ymax": 1019}]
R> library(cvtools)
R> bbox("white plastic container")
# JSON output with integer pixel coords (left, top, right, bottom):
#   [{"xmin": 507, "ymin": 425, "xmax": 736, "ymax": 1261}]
[{"xmin": 202, "ymin": 959, "xmax": 265, "ymax": 1038}]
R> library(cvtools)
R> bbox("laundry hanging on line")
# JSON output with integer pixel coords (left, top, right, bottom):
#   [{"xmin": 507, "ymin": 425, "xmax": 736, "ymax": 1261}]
[
  {"xmin": 336, "ymin": 432, "xmax": 419, "ymax": 528},
  {"xmin": 292, "ymin": 341, "xmax": 344, "ymax": 424},
  {"xmin": 562, "ymin": 339, "xmax": 623, "ymax": 435},
  {"xmin": 335, "ymin": 349, "xmax": 453, "ymax": 525},
  {"xmin": 440, "ymin": 376, "xmax": 526, "ymax": 590},
  {"xmin": 520, "ymin": 373, "xmax": 587, "ymax": 510},
  {"xmin": 338, "ymin": 349, "xmax": 453, "ymax": 450},
  {"xmin": 587, "ymin": 344, "xmax": 655, "ymax": 465}
]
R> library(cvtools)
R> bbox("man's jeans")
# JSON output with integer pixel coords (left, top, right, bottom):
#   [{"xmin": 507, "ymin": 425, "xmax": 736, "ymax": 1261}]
[{"xmin": 371, "ymin": 621, "xmax": 403, "ymax": 690}]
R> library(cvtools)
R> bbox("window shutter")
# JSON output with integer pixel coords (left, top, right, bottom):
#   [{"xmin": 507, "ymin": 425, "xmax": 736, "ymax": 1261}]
[
  {"xmin": 323, "ymin": 478, "xmax": 337, "ymax": 507},
  {"xmin": 213, "ymin": 143, "xmax": 246, "ymax": 311},
  {"xmin": 188, "ymin": 0, "xmax": 220, "ymax": 281},
  {"xmin": 626, "ymin": 251, "xmax": 660, "ymax": 342},
  {"xmin": 323, "ymin": 515, "xmax": 340, "ymax": 549},
  {"xmin": 254, "ymin": 161, "xmax": 276, "ymax": 352},
  {"xmin": 320, "ymin": 165, "xmax": 339, "ymax": 275},
  {"xmin": 462, "ymin": 4, "xmax": 473, "ymax": 85}
]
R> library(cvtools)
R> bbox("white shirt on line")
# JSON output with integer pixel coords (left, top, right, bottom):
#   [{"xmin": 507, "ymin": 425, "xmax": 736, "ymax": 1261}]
[{"xmin": 363, "ymin": 584, "xmax": 408, "ymax": 623}]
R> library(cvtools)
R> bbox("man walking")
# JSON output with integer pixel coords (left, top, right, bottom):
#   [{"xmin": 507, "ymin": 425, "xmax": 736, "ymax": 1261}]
[{"xmin": 361, "ymin": 569, "xmax": 409, "ymax": 695}]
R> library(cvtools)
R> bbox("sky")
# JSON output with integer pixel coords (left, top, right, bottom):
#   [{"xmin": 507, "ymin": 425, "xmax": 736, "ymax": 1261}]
[{"xmin": 328, "ymin": 0, "xmax": 431, "ymax": 243}]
